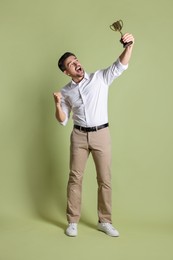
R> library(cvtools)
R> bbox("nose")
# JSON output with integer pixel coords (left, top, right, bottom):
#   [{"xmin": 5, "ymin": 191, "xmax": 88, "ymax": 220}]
[{"xmin": 74, "ymin": 61, "xmax": 79, "ymax": 66}]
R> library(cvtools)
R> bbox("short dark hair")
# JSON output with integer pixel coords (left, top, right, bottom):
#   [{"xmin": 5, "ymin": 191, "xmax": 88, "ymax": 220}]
[{"xmin": 58, "ymin": 52, "xmax": 75, "ymax": 72}]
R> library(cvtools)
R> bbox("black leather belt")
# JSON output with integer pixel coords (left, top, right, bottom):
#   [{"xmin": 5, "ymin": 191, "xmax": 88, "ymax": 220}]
[{"xmin": 74, "ymin": 123, "xmax": 109, "ymax": 132}]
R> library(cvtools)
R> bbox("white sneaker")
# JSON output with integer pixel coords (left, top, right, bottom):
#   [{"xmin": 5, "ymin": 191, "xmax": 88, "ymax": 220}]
[
  {"xmin": 98, "ymin": 222, "xmax": 119, "ymax": 237},
  {"xmin": 66, "ymin": 223, "xmax": 78, "ymax": 237}
]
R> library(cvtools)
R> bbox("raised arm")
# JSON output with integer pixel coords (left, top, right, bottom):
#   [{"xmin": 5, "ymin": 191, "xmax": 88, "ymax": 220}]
[{"xmin": 119, "ymin": 33, "xmax": 135, "ymax": 65}]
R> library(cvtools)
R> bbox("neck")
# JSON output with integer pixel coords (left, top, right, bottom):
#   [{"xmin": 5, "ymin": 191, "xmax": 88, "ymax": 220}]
[{"xmin": 72, "ymin": 75, "xmax": 84, "ymax": 84}]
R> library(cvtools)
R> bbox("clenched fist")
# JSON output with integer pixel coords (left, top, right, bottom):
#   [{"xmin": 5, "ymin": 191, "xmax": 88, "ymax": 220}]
[{"xmin": 53, "ymin": 92, "xmax": 62, "ymax": 105}]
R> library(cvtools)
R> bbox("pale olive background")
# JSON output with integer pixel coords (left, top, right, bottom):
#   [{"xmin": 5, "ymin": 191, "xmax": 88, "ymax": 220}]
[{"xmin": 0, "ymin": 0, "xmax": 173, "ymax": 259}]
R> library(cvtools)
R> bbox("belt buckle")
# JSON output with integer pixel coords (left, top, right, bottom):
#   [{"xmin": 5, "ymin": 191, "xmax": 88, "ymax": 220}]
[{"xmin": 92, "ymin": 126, "xmax": 97, "ymax": 132}]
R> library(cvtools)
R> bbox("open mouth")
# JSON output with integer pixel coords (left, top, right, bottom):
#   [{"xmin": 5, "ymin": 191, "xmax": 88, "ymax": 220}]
[{"xmin": 76, "ymin": 66, "xmax": 82, "ymax": 72}]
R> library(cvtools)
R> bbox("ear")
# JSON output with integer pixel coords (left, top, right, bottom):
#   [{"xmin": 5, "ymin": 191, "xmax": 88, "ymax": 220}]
[{"xmin": 64, "ymin": 70, "xmax": 70, "ymax": 76}]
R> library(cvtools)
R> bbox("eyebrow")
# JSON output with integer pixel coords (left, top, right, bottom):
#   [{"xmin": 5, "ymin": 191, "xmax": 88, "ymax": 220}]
[{"xmin": 67, "ymin": 57, "xmax": 77, "ymax": 67}]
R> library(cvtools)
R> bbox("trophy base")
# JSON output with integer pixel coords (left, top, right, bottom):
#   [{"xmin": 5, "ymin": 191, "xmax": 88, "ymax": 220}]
[{"xmin": 120, "ymin": 38, "xmax": 133, "ymax": 48}]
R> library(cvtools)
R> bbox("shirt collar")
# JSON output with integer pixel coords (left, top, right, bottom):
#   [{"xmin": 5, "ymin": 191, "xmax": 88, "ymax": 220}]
[{"xmin": 71, "ymin": 72, "xmax": 89, "ymax": 86}]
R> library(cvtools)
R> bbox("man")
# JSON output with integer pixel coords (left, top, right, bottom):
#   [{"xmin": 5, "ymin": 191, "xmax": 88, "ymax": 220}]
[{"xmin": 53, "ymin": 33, "xmax": 134, "ymax": 237}]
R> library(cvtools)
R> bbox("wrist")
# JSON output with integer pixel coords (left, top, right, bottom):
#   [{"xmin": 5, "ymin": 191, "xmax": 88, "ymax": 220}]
[{"xmin": 56, "ymin": 102, "xmax": 61, "ymax": 108}]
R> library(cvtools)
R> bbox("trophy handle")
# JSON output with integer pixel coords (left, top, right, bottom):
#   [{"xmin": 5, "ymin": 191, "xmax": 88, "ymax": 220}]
[
  {"xmin": 118, "ymin": 19, "xmax": 123, "ymax": 28},
  {"xmin": 110, "ymin": 24, "xmax": 116, "ymax": 31}
]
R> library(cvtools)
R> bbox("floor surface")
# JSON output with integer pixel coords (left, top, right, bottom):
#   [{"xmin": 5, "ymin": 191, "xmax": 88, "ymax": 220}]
[{"xmin": 0, "ymin": 216, "xmax": 172, "ymax": 260}]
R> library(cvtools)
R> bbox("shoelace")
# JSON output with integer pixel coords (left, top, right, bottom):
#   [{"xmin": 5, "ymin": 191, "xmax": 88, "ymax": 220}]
[
  {"xmin": 103, "ymin": 223, "xmax": 115, "ymax": 231},
  {"xmin": 69, "ymin": 223, "xmax": 77, "ymax": 229}
]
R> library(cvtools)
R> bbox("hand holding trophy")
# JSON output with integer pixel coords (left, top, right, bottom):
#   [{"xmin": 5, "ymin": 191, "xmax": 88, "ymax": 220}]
[{"xmin": 110, "ymin": 20, "xmax": 133, "ymax": 48}]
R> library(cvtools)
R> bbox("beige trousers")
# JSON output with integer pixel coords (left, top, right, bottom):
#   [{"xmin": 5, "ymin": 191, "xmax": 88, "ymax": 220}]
[{"xmin": 66, "ymin": 126, "xmax": 112, "ymax": 224}]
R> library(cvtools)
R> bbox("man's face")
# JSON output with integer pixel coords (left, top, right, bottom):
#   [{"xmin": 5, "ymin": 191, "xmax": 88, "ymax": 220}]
[{"xmin": 64, "ymin": 55, "xmax": 84, "ymax": 82}]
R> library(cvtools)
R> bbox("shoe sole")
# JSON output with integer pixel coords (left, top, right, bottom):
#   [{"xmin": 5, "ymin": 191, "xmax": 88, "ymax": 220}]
[
  {"xmin": 98, "ymin": 228, "xmax": 119, "ymax": 237},
  {"xmin": 65, "ymin": 232, "xmax": 77, "ymax": 237}
]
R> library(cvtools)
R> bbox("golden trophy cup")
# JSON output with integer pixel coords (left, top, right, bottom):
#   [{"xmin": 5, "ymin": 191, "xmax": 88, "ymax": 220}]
[{"xmin": 110, "ymin": 19, "xmax": 133, "ymax": 48}]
